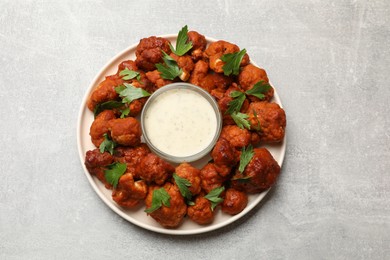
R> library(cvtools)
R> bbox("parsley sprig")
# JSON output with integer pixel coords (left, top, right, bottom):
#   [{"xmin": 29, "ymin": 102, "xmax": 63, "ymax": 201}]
[
  {"xmin": 145, "ymin": 188, "xmax": 171, "ymax": 213},
  {"xmin": 156, "ymin": 51, "xmax": 183, "ymax": 80},
  {"xmin": 226, "ymin": 91, "xmax": 246, "ymax": 115},
  {"xmin": 173, "ymin": 173, "xmax": 193, "ymax": 204},
  {"xmin": 231, "ymin": 112, "xmax": 251, "ymax": 130},
  {"xmin": 115, "ymin": 83, "xmax": 151, "ymax": 104},
  {"xmin": 221, "ymin": 49, "xmax": 247, "ymax": 76},
  {"xmin": 119, "ymin": 68, "xmax": 141, "ymax": 81},
  {"xmin": 226, "ymin": 80, "xmax": 271, "ymax": 129},
  {"xmin": 204, "ymin": 186, "xmax": 225, "ymax": 211},
  {"xmin": 245, "ymin": 80, "xmax": 271, "ymax": 99},
  {"xmin": 238, "ymin": 145, "xmax": 254, "ymax": 173},
  {"xmin": 169, "ymin": 25, "xmax": 193, "ymax": 56},
  {"xmin": 99, "ymin": 133, "xmax": 116, "ymax": 155},
  {"xmin": 93, "ymin": 100, "xmax": 124, "ymax": 118},
  {"xmin": 104, "ymin": 162, "xmax": 127, "ymax": 188}
]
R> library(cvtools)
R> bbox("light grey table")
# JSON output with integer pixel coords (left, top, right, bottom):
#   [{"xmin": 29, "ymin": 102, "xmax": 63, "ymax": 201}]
[{"xmin": 1, "ymin": 1, "xmax": 389, "ymax": 259}]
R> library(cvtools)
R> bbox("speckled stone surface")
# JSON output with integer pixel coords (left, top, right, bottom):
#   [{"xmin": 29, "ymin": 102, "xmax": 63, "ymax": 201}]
[{"xmin": 1, "ymin": 0, "xmax": 389, "ymax": 259}]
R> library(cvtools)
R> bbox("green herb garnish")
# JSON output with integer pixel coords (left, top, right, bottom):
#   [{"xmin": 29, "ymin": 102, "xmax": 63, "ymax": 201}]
[
  {"xmin": 204, "ymin": 186, "xmax": 225, "ymax": 211},
  {"xmin": 119, "ymin": 68, "xmax": 141, "ymax": 81},
  {"xmin": 245, "ymin": 80, "xmax": 271, "ymax": 99},
  {"xmin": 169, "ymin": 25, "xmax": 193, "ymax": 56},
  {"xmin": 231, "ymin": 112, "xmax": 251, "ymax": 130},
  {"xmin": 120, "ymin": 107, "xmax": 130, "ymax": 118},
  {"xmin": 231, "ymin": 176, "xmax": 252, "ymax": 183},
  {"xmin": 99, "ymin": 133, "xmax": 116, "ymax": 155},
  {"xmin": 226, "ymin": 91, "xmax": 246, "ymax": 115},
  {"xmin": 155, "ymin": 51, "xmax": 183, "ymax": 80},
  {"xmin": 173, "ymin": 173, "xmax": 192, "ymax": 202},
  {"xmin": 144, "ymin": 188, "xmax": 171, "ymax": 213},
  {"xmin": 221, "ymin": 49, "xmax": 246, "ymax": 76},
  {"xmin": 104, "ymin": 162, "xmax": 127, "ymax": 188},
  {"xmin": 93, "ymin": 100, "xmax": 124, "ymax": 118},
  {"xmin": 238, "ymin": 145, "xmax": 254, "ymax": 173},
  {"xmin": 115, "ymin": 83, "xmax": 151, "ymax": 104},
  {"xmin": 252, "ymin": 110, "xmax": 261, "ymax": 131}
]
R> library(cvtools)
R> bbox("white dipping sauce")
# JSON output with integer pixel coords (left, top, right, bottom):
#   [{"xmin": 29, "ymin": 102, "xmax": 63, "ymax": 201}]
[{"xmin": 144, "ymin": 88, "xmax": 218, "ymax": 157}]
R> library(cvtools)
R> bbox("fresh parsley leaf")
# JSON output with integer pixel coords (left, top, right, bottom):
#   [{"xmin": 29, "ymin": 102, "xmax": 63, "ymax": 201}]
[
  {"xmin": 115, "ymin": 83, "xmax": 151, "ymax": 104},
  {"xmin": 231, "ymin": 112, "xmax": 251, "ymax": 130},
  {"xmin": 104, "ymin": 162, "xmax": 127, "ymax": 188},
  {"xmin": 93, "ymin": 100, "xmax": 124, "ymax": 118},
  {"xmin": 204, "ymin": 186, "xmax": 225, "ymax": 211},
  {"xmin": 231, "ymin": 176, "xmax": 252, "ymax": 183},
  {"xmin": 173, "ymin": 173, "xmax": 192, "ymax": 202},
  {"xmin": 156, "ymin": 51, "xmax": 183, "ymax": 80},
  {"xmin": 252, "ymin": 109, "xmax": 261, "ymax": 131},
  {"xmin": 220, "ymin": 49, "xmax": 247, "ymax": 76},
  {"xmin": 119, "ymin": 68, "xmax": 141, "ymax": 81},
  {"xmin": 169, "ymin": 25, "xmax": 193, "ymax": 56},
  {"xmin": 245, "ymin": 80, "xmax": 271, "ymax": 99},
  {"xmin": 99, "ymin": 133, "xmax": 116, "ymax": 155},
  {"xmin": 238, "ymin": 145, "xmax": 254, "ymax": 173},
  {"xmin": 144, "ymin": 188, "xmax": 171, "ymax": 213},
  {"xmin": 226, "ymin": 91, "xmax": 246, "ymax": 115},
  {"xmin": 120, "ymin": 107, "xmax": 130, "ymax": 118}
]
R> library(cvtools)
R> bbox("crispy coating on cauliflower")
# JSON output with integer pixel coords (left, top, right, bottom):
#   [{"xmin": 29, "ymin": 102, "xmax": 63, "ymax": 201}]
[
  {"xmin": 200, "ymin": 163, "xmax": 228, "ymax": 193},
  {"xmin": 89, "ymin": 110, "xmax": 116, "ymax": 147},
  {"xmin": 247, "ymin": 102, "xmax": 286, "ymax": 143},
  {"xmin": 220, "ymin": 125, "xmax": 252, "ymax": 150},
  {"xmin": 84, "ymin": 148, "xmax": 114, "ymax": 188},
  {"xmin": 145, "ymin": 183, "xmax": 187, "ymax": 228},
  {"xmin": 87, "ymin": 75, "xmax": 123, "ymax": 111},
  {"xmin": 187, "ymin": 31, "xmax": 207, "ymax": 61},
  {"xmin": 205, "ymin": 40, "xmax": 250, "ymax": 73},
  {"xmin": 137, "ymin": 153, "xmax": 175, "ymax": 185},
  {"xmin": 211, "ymin": 138, "xmax": 238, "ymax": 168},
  {"xmin": 108, "ymin": 117, "xmax": 141, "ymax": 146},
  {"xmin": 221, "ymin": 188, "xmax": 248, "ymax": 215},
  {"xmin": 231, "ymin": 148, "xmax": 280, "ymax": 193},
  {"xmin": 187, "ymin": 195, "xmax": 215, "ymax": 225},
  {"xmin": 238, "ymin": 64, "xmax": 274, "ymax": 102},
  {"xmin": 112, "ymin": 172, "xmax": 148, "ymax": 208},
  {"xmin": 114, "ymin": 144, "xmax": 150, "ymax": 175},
  {"xmin": 175, "ymin": 163, "xmax": 201, "ymax": 196},
  {"xmin": 135, "ymin": 36, "xmax": 171, "ymax": 71}
]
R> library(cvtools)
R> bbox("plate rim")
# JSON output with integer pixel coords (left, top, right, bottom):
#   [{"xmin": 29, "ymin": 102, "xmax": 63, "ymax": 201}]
[{"xmin": 77, "ymin": 34, "xmax": 286, "ymax": 235}]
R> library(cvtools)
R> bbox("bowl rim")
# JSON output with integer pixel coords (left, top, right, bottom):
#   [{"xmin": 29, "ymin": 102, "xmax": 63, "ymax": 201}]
[{"xmin": 140, "ymin": 82, "xmax": 223, "ymax": 163}]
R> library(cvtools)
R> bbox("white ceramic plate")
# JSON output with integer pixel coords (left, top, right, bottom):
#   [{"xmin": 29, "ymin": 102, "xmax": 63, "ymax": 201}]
[{"xmin": 77, "ymin": 34, "xmax": 286, "ymax": 235}]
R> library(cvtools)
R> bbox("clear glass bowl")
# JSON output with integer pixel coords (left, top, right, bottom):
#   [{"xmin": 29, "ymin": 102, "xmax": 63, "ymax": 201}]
[{"xmin": 141, "ymin": 83, "xmax": 222, "ymax": 163}]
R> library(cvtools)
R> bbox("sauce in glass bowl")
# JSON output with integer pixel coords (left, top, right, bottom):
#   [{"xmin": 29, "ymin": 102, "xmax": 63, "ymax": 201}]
[{"xmin": 141, "ymin": 83, "xmax": 222, "ymax": 163}]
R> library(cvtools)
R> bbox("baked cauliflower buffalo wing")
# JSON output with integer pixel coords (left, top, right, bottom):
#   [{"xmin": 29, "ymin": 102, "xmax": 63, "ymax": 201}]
[
  {"xmin": 187, "ymin": 195, "xmax": 215, "ymax": 225},
  {"xmin": 247, "ymin": 102, "xmax": 286, "ymax": 143},
  {"xmin": 175, "ymin": 163, "xmax": 201, "ymax": 196},
  {"xmin": 87, "ymin": 75, "xmax": 123, "ymax": 111},
  {"xmin": 113, "ymin": 144, "xmax": 150, "ymax": 175},
  {"xmin": 112, "ymin": 172, "xmax": 148, "ymax": 208},
  {"xmin": 221, "ymin": 188, "xmax": 248, "ymax": 215},
  {"xmin": 145, "ymin": 183, "xmax": 187, "ymax": 228},
  {"xmin": 108, "ymin": 117, "xmax": 142, "ymax": 147},
  {"xmin": 137, "ymin": 153, "xmax": 175, "ymax": 185},
  {"xmin": 84, "ymin": 149, "xmax": 114, "ymax": 188},
  {"xmin": 231, "ymin": 148, "xmax": 280, "ymax": 193},
  {"xmin": 89, "ymin": 110, "xmax": 116, "ymax": 147},
  {"xmin": 187, "ymin": 31, "xmax": 207, "ymax": 61},
  {"xmin": 135, "ymin": 36, "xmax": 171, "ymax": 71},
  {"xmin": 238, "ymin": 64, "xmax": 274, "ymax": 102},
  {"xmin": 205, "ymin": 40, "xmax": 250, "ymax": 74},
  {"xmin": 200, "ymin": 163, "xmax": 228, "ymax": 193},
  {"xmin": 219, "ymin": 125, "xmax": 252, "ymax": 150}
]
